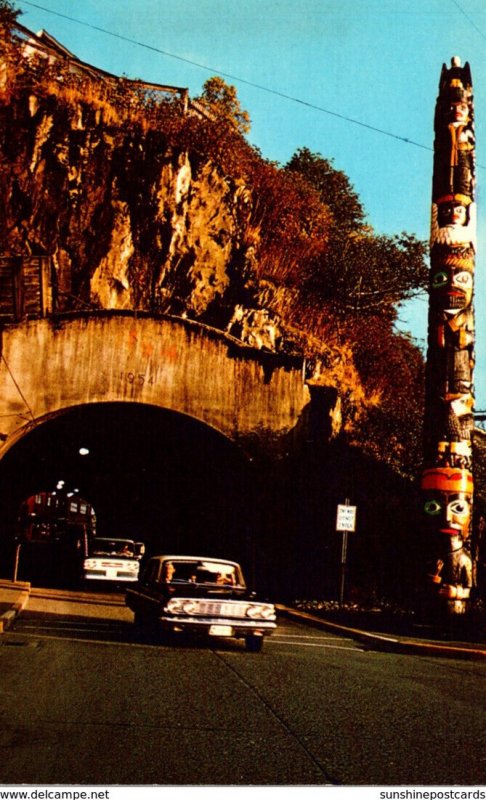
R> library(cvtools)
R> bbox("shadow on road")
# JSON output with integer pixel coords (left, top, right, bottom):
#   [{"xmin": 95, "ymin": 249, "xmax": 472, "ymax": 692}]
[{"xmin": 11, "ymin": 609, "xmax": 250, "ymax": 652}]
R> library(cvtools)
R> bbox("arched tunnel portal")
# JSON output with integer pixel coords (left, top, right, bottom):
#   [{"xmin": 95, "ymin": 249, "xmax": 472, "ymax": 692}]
[
  {"xmin": 0, "ymin": 402, "xmax": 268, "ymax": 588},
  {"xmin": 0, "ymin": 313, "xmax": 322, "ymax": 593}
]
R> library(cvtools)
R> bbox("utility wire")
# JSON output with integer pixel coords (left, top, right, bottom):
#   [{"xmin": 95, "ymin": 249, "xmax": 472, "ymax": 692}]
[
  {"xmin": 1, "ymin": 354, "xmax": 35, "ymax": 421},
  {"xmin": 19, "ymin": 0, "xmax": 433, "ymax": 152},
  {"xmin": 18, "ymin": 0, "xmax": 486, "ymax": 170},
  {"xmin": 450, "ymin": 0, "xmax": 486, "ymax": 43}
]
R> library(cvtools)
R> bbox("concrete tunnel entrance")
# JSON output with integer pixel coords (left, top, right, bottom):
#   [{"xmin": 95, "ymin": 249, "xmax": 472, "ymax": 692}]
[{"xmin": 0, "ymin": 403, "xmax": 262, "ymax": 587}]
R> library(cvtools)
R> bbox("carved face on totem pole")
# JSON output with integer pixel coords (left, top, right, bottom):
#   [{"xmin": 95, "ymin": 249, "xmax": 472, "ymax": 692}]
[
  {"xmin": 437, "ymin": 199, "xmax": 468, "ymax": 228},
  {"xmin": 422, "ymin": 467, "xmax": 473, "ymax": 541},
  {"xmin": 431, "ymin": 261, "xmax": 473, "ymax": 314},
  {"xmin": 430, "ymin": 197, "xmax": 476, "ymax": 248},
  {"xmin": 444, "ymin": 79, "xmax": 471, "ymax": 121},
  {"xmin": 449, "ymin": 99, "xmax": 469, "ymax": 125},
  {"xmin": 421, "ymin": 463, "xmax": 473, "ymax": 604}
]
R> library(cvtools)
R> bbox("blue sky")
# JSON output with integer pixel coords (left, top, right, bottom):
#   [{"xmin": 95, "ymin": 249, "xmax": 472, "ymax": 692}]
[{"xmin": 12, "ymin": 0, "xmax": 486, "ymax": 408}]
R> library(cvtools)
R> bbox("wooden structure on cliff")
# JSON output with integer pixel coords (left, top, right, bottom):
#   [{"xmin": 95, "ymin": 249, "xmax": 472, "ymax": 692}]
[
  {"xmin": 12, "ymin": 21, "xmax": 213, "ymax": 121},
  {"xmin": 0, "ymin": 255, "xmax": 52, "ymax": 322},
  {"xmin": 422, "ymin": 57, "xmax": 476, "ymax": 616}
]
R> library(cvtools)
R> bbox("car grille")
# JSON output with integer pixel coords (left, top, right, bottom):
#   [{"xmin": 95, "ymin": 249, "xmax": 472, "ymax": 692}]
[{"xmin": 190, "ymin": 600, "xmax": 249, "ymax": 619}]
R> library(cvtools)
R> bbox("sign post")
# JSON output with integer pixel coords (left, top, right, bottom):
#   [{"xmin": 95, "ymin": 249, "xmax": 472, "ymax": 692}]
[
  {"xmin": 12, "ymin": 540, "xmax": 21, "ymax": 583},
  {"xmin": 336, "ymin": 499, "xmax": 357, "ymax": 605}
]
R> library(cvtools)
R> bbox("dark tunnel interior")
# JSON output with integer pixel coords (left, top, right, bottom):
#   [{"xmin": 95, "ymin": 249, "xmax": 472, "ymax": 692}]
[{"xmin": 0, "ymin": 403, "xmax": 258, "ymax": 584}]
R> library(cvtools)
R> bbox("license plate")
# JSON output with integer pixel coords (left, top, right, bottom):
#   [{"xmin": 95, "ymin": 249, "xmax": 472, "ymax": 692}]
[{"xmin": 209, "ymin": 625, "xmax": 233, "ymax": 636}]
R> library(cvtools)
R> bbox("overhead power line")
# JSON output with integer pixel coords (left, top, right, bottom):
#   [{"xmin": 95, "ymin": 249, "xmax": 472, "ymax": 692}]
[
  {"xmin": 451, "ymin": 0, "xmax": 486, "ymax": 43},
  {"xmin": 18, "ymin": 0, "xmax": 486, "ymax": 170},
  {"xmin": 19, "ymin": 0, "xmax": 433, "ymax": 152}
]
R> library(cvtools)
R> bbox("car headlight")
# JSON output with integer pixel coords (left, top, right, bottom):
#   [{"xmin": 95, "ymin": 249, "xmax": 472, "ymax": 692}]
[
  {"xmin": 246, "ymin": 604, "xmax": 275, "ymax": 620},
  {"xmin": 181, "ymin": 600, "xmax": 198, "ymax": 614},
  {"xmin": 165, "ymin": 598, "xmax": 199, "ymax": 615},
  {"xmin": 165, "ymin": 598, "xmax": 184, "ymax": 614}
]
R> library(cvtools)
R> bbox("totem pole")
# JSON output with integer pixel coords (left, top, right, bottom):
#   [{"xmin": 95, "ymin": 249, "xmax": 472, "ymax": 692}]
[{"xmin": 422, "ymin": 57, "xmax": 476, "ymax": 616}]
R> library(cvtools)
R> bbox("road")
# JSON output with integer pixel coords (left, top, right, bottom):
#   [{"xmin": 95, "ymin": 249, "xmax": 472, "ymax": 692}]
[{"xmin": 0, "ymin": 587, "xmax": 485, "ymax": 786}]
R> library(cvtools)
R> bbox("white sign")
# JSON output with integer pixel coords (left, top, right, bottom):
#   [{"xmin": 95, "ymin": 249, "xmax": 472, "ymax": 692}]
[{"xmin": 336, "ymin": 504, "xmax": 357, "ymax": 532}]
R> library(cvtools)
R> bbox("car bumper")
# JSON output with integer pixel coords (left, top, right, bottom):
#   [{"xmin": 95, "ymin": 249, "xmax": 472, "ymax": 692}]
[
  {"xmin": 159, "ymin": 615, "xmax": 277, "ymax": 637},
  {"xmin": 84, "ymin": 572, "xmax": 139, "ymax": 582}
]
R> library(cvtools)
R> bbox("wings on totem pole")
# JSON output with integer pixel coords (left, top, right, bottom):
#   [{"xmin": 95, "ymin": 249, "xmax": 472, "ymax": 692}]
[{"xmin": 422, "ymin": 57, "xmax": 476, "ymax": 615}]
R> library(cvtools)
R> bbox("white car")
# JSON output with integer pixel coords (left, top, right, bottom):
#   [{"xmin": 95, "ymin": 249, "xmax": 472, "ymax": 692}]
[{"xmin": 82, "ymin": 537, "xmax": 145, "ymax": 584}]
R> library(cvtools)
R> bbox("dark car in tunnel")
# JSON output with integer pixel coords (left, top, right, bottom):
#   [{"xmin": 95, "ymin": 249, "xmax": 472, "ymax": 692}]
[{"xmin": 125, "ymin": 555, "xmax": 277, "ymax": 651}]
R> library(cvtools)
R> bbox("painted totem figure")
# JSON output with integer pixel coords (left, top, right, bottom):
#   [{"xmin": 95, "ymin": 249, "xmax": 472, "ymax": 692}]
[{"xmin": 423, "ymin": 57, "xmax": 476, "ymax": 615}]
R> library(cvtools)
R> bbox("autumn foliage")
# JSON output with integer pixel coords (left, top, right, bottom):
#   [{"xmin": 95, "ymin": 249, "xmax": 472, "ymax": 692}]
[{"xmin": 0, "ymin": 3, "xmax": 428, "ymax": 477}]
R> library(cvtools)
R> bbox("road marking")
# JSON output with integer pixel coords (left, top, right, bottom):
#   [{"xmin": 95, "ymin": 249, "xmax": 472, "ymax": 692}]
[
  {"xmin": 14, "ymin": 613, "xmax": 367, "ymax": 654},
  {"xmin": 19, "ymin": 623, "xmax": 359, "ymax": 647},
  {"xmin": 19, "ymin": 619, "xmax": 128, "ymax": 628},
  {"xmin": 267, "ymin": 638, "xmax": 365, "ymax": 652},
  {"xmin": 8, "ymin": 627, "xmax": 366, "ymax": 655},
  {"xmin": 273, "ymin": 632, "xmax": 350, "ymax": 641},
  {"xmin": 17, "ymin": 623, "xmax": 126, "ymax": 635},
  {"xmin": 5, "ymin": 630, "xmax": 155, "ymax": 649}
]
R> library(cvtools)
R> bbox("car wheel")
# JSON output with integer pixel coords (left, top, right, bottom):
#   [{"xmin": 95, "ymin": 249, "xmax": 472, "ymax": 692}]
[
  {"xmin": 245, "ymin": 635, "xmax": 263, "ymax": 653},
  {"xmin": 133, "ymin": 611, "xmax": 145, "ymax": 629},
  {"xmin": 133, "ymin": 612, "xmax": 157, "ymax": 641},
  {"xmin": 158, "ymin": 628, "xmax": 176, "ymax": 647}
]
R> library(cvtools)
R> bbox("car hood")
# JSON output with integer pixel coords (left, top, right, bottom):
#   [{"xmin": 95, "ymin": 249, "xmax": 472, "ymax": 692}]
[{"xmin": 166, "ymin": 584, "xmax": 250, "ymax": 599}]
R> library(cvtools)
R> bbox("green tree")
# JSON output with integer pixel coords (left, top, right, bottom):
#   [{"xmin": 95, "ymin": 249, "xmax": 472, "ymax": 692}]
[
  {"xmin": 282, "ymin": 147, "xmax": 428, "ymax": 476},
  {"xmin": 286, "ymin": 147, "xmax": 365, "ymax": 232},
  {"xmin": 304, "ymin": 230, "xmax": 428, "ymax": 318},
  {"xmin": 195, "ymin": 76, "xmax": 251, "ymax": 135},
  {"xmin": 286, "ymin": 148, "xmax": 428, "ymax": 318}
]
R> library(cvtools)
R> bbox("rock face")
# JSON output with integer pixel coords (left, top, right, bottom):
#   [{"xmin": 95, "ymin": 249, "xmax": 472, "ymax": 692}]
[
  {"xmin": 0, "ymin": 87, "xmax": 259, "ymax": 329},
  {"xmin": 0, "ymin": 42, "xmax": 363, "ymax": 433}
]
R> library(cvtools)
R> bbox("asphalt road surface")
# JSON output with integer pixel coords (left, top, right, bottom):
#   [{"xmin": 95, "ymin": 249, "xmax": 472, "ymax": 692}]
[{"xmin": 0, "ymin": 587, "xmax": 485, "ymax": 786}]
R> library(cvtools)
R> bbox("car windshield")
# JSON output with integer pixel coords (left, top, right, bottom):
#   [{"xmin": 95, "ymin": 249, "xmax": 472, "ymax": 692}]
[
  {"xmin": 161, "ymin": 560, "xmax": 244, "ymax": 587},
  {"xmin": 90, "ymin": 539, "xmax": 135, "ymax": 558}
]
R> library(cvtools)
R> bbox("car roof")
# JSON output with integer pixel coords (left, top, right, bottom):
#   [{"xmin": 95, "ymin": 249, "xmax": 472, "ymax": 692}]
[
  {"xmin": 150, "ymin": 555, "xmax": 241, "ymax": 567},
  {"xmin": 95, "ymin": 537, "xmax": 135, "ymax": 543}
]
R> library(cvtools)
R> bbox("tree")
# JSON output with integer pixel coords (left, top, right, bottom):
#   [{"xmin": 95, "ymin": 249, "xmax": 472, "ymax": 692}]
[
  {"xmin": 0, "ymin": 0, "xmax": 21, "ymax": 41},
  {"xmin": 348, "ymin": 321, "xmax": 425, "ymax": 475},
  {"xmin": 0, "ymin": 0, "xmax": 20, "ymax": 26},
  {"xmin": 194, "ymin": 76, "xmax": 251, "ymax": 135},
  {"xmin": 281, "ymin": 147, "xmax": 428, "ymax": 476},
  {"xmin": 286, "ymin": 147, "xmax": 365, "ymax": 232},
  {"xmin": 303, "ymin": 230, "xmax": 428, "ymax": 318},
  {"xmin": 285, "ymin": 148, "xmax": 428, "ymax": 318}
]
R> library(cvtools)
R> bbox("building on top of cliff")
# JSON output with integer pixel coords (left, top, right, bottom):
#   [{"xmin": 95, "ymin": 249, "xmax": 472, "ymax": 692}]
[{"xmin": 13, "ymin": 20, "xmax": 213, "ymax": 120}]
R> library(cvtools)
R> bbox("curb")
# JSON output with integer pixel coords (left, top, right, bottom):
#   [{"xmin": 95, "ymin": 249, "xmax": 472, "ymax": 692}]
[
  {"xmin": 277, "ymin": 605, "xmax": 486, "ymax": 661},
  {"xmin": 1, "ymin": 589, "xmax": 485, "ymax": 659},
  {"xmin": 0, "ymin": 581, "xmax": 30, "ymax": 633}
]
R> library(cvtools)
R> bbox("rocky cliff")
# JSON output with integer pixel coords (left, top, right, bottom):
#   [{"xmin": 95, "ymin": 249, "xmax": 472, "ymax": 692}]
[
  {"xmin": 1, "ymin": 90, "xmax": 256, "ymax": 319},
  {"xmin": 0, "ymin": 22, "xmax": 370, "ymax": 435}
]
